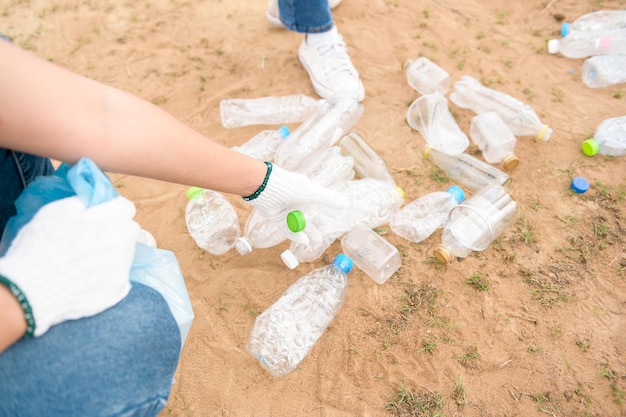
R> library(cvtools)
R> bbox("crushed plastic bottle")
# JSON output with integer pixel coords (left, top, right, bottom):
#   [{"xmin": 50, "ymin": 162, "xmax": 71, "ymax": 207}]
[
  {"xmin": 433, "ymin": 185, "xmax": 518, "ymax": 263},
  {"xmin": 582, "ymin": 54, "xmax": 626, "ymax": 88},
  {"xmin": 469, "ymin": 111, "xmax": 520, "ymax": 171},
  {"xmin": 404, "ymin": 56, "xmax": 450, "ymax": 95},
  {"xmin": 274, "ymin": 93, "xmax": 364, "ymax": 171},
  {"xmin": 231, "ymin": 126, "xmax": 290, "ymax": 161},
  {"xmin": 561, "ymin": 10, "xmax": 626, "ymax": 37},
  {"xmin": 581, "ymin": 115, "xmax": 626, "ymax": 157},
  {"xmin": 185, "ymin": 187, "xmax": 240, "ymax": 255},
  {"xmin": 424, "ymin": 147, "xmax": 511, "ymax": 194},
  {"xmin": 390, "ymin": 185, "xmax": 465, "ymax": 244},
  {"xmin": 246, "ymin": 254, "xmax": 353, "ymax": 377},
  {"xmin": 220, "ymin": 94, "xmax": 322, "ymax": 128},
  {"xmin": 234, "ymin": 208, "xmax": 288, "ymax": 255},
  {"xmin": 338, "ymin": 132, "xmax": 396, "ymax": 185},
  {"xmin": 301, "ymin": 146, "xmax": 356, "ymax": 187},
  {"xmin": 406, "ymin": 93, "xmax": 470, "ymax": 155},
  {"xmin": 548, "ymin": 28, "xmax": 626, "ymax": 59},
  {"xmin": 450, "ymin": 75, "xmax": 553, "ymax": 141},
  {"xmin": 340, "ymin": 226, "xmax": 401, "ymax": 284}
]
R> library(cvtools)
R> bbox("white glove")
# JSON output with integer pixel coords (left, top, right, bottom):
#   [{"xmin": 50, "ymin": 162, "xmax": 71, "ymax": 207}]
[{"xmin": 0, "ymin": 195, "xmax": 140, "ymax": 337}]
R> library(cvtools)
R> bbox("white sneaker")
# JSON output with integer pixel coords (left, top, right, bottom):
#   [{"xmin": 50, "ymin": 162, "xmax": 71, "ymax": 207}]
[
  {"xmin": 266, "ymin": 0, "xmax": 342, "ymax": 28},
  {"xmin": 298, "ymin": 28, "xmax": 365, "ymax": 101}
]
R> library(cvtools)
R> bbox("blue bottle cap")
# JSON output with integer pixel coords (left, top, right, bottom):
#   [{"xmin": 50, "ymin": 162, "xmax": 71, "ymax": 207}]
[
  {"xmin": 561, "ymin": 22, "xmax": 571, "ymax": 37},
  {"xmin": 333, "ymin": 254, "xmax": 353, "ymax": 274},
  {"xmin": 571, "ymin": 176, "xmax": 589, "ymax": 194},
  {"xmin": 277, "ymin": 125, "xmax": 290, "ymax": 139},
  {"xmin": 446, "ymin": 185, "xmax": 465, "ymax": 203}
]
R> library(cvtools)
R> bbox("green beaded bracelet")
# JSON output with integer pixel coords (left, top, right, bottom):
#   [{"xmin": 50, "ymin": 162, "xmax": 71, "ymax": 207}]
[
  {"xmin": 242, "ymin": 161, "xmax": 272, "ymax": 201},
  {"xmin": 0, "ymin": 274, "xmax": 35, "ymax": 338}
]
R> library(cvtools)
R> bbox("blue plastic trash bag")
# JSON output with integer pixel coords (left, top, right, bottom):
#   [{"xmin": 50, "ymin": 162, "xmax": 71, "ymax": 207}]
[{"xmin": 0, "ymin": 157, "xmax": 194, "ymax": 349}]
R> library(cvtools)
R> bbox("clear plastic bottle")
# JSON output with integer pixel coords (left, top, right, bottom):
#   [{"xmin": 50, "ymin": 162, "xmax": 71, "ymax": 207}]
[
  {"xmin": 338, "ymin": 132, "xmax": 396, "ymax": 185},
  {"xmin": 469, "ymin": 111, "xmax": 520, "ymax": 171},
  {"xmin": 234, "ymin": 208, "xmax": 288, "ymax": 255},
  {"xmin": 404, "ymin": 56, "xmax": 450, "ymax": 95},
  {"xmin": 424, "ymin": 147, "xmax": 511, "ymax": 193},
  {"xmin": 246, "ymin": 254, "xmax": 354, "ymax": 377},
  {"xmin": 231, "ymin": 126, "xmax": 290, "ymax": 161},
  {"xmin": 450, "ymin": 75, "xmax": 553, "ymax": 141},
  {"xmin": 274, "ymin": 93, "xmax": 364, "ymax": 171},
  {"xmin": 581, "ymin": 115, "xmax": 626, "ymax": 157},
  {"xmin": 433, "ymin": 185, "xmax": 518, "ymax": 263},
  {"xmin": 220, "ymin": 94, "xmax": 322, "ymax": 128},
  {"xmin": 184, "ymin": 187, "xmax": 240, "ymax": 255},
  {"xmin": 390, "ymin": 185, "xmax": 465, "ymax": 244},
  {"xmin": 301, "ymin": 146, "xmax": 356, "ymax": 187},
  {"xmin": 548, "ymin": 28, "xmax": 626, "ymax": 59},
  {"xmin": 582, "ymin": 54, "xmax": 626, "ymax": 88},
  {"xmin": 561, "ymin": 10, "xmax": 626, "ymax": 37},
  {"xmin": 340, "ymin": 226, "xmax": 401, "ymax": 285},
  {"xmin": 406, "ymin": 93, "xmax": 470, "ymax": 155}
]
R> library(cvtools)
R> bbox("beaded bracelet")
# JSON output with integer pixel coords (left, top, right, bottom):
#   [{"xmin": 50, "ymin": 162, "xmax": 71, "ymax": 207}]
[
  {"xmin": 242, "ymin": 161, "xmax": 272, "ymax": 201},
  {"xmin": 0, "ymin": 274, "xmax": 35, "ymax": 338}
]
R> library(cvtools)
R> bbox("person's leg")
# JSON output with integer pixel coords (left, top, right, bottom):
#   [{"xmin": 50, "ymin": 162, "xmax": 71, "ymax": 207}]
[{"xmin": 0, "ymin": 282, "xmax": 181, "ymax": 417}]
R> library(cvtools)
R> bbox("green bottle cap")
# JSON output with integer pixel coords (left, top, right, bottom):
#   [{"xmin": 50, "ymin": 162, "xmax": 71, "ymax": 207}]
[
  {"xmin": 186, "ymin": 186, "xmax": 205, "ymax": 200},
  {"xmin": 286, "ymin": 210, "xmax": 306, "ymax": 233},
  {"xmin": 582, "ymin": 139, "xmax": 600, "ymax": 156}
]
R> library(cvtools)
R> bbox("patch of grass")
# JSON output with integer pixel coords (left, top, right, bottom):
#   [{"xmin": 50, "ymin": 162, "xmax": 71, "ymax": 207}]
[
  {"xmin": 418, "ymin": 340, "xmax": 437, "ymax": 354},
  {"xmin": 532, "ymin": 392, "xmax": 560, "ymax": 415},
  {"xmin": 466, "ymin": 272, "xmax": 489, "ymax": 292},
  {"xmin": 386, "ymin": 383, "xmax": 445, "ymax": 417},
  {"xmin": 431, "ymin": 169, "xmax": 449, "ymax": 185},
  {"xmin": 451, "ymin": 375, "xmax": 467, "ymax": 408},
  {"xmin": 455, "ymin": 345, "xmax": 480, "ymax": 368}
]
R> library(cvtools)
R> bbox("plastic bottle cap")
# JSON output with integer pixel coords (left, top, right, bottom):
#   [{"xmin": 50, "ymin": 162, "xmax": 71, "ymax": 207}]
[
  {"xmin": 137, "ymin": 229, "xmax": 157, "ymax": 248},
  {"xmin": 581, "ymin": 138, "xmax": 600, "ymax": 156},
  {"xmin": 280, "ymin": 249, "xmax": 300, "ymax": 270},
  {"xmin": 571, "ymin": 176, "xmax": 589, "ymax": 194},
  {"xmin": 277, "ymin": 125, "xmax": 291, "ymax": 139},
  {"xmin": 286, "ymin": 210, "xmax": 306, "ymax": 233},
  {"xmin": 547, "ymin": 39, "xmax": 560, "ymax": 54},
  {"xmin": 502, "ymin": 155, "xmax": 520, "ymax": 171},
  {"xmin": 333, "ymin": 253, "xmax": 354, "ymax": 274},
  {"xmin": 446, "ymin": 185, "xmax": 465, "ymax": 203},
  {"xmin": 234, "ymin": 237, "xmax": 252, "ymax": 255},
  {"xmin": 433, "ymin": 246, "xmax": 453, "ymax": 264},
  {"xmin": 561, "ymin": 22, "xmax": 571, "ymax": 37},
  {"xmin": 396, "ymin": 187, "xmax": 407, "ymax": 200},
  {"xmin": 186, "ymin": 186, "xmax": 204, "ymax": 200}
]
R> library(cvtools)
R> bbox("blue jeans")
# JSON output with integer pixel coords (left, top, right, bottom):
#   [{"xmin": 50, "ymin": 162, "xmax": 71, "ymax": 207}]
[
  {"xmin": 278, "ymin": 0, "xmax": 333, "ymax": 33},
  {"xmin": 0, "ymin": 151, "xmax": 181, "ymax": 417}
]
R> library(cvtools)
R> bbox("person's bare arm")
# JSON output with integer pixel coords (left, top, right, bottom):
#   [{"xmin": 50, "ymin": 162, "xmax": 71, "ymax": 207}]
[
  {"xmin": 0, "ymin": 284, "xmax": 27, "ymax": 352},
  {"xmin": 0, "ymin": 40, "xmax": 266, "ymax": 196}
]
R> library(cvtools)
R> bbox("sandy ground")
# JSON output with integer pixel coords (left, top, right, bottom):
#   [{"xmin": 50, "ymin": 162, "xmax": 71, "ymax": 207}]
[{"xmin": 4, "ymin": 0, "xmax": 626, "ymax": 416}]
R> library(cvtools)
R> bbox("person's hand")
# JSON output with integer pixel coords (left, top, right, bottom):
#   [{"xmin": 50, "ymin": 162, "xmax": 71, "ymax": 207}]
[
  {"xmin": 244, "ymin": 163, "xmax": 349, "ymax": 244},
  {"xmin": 0, "ymin": 195, "xmax": 139, "ymax": 337}
]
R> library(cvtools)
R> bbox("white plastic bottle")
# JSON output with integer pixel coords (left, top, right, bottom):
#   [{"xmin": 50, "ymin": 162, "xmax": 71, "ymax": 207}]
[
  {"xmin": 581, "ymin": 115, "xmax": 626, "ymax": 157},
  {"xmin": 561, "ymin": 10, "xmax": 626, "ymax": 36},
  {"xmin": 433, "ymin": 185, "xmax": 518, "ymax": 263},
  {"xmin": 450, "ymin": 75, "xmax": 553, "ymax": 141},
  {"xmin": 338, "ymin": 132, "xmax": 396, "ymax": 185},
  {"xmin": 406, "ymin": 93, "xmax": 470, "ymax": 155},
  {"xmin": 340, "ymin": 226, "xmax": 401, "ymax": 285},
  {"xmin": 184, "ymin": 187, "xmax": 240, "ymax": 255},
  {"xmin": 274, "ymin": 93, "xmax": 364, "ymax": 171},
  {"xmin": 404, "ymin": 56, "xmax": 450, "ymax": 95},
  {"xmin": 582, "ymin": 54, "xmax": 626, "ymax": 88},
  {"xmin": 469, "ymin": 111, "xmax": 520, "ymax": 171},
  {"xmin": 424, "ymin": 147, "xmax": 511, "ymax": 193},
  {"xmin": 548, "ymin": 28, "xmax": 626, "ymax": 59},
  {"xmin": 301, "ymin": 146, "xmax": 356, "ymax": 187},
  {"xmin": 231, "ymin": 126, "xmax": 290, "ymax": 161},
  {"xmin": 234, "ymin": 209, "xmax": 288, "ymax": 255},
  {"xmin": 246, "ymin": 254, "xmax": 354, "ymax": 377},
  {"xmin": 220, "ymin": 94, "xmax": 321, "ymax": 128},
  {"xmin": 390, "ymin": 185, "xmax": 465, "ymax": 243}
]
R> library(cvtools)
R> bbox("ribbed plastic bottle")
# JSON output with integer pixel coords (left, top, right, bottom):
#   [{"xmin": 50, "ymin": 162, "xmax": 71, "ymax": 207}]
[
  {"xmin": 433, "ymin": 185, "xmax": 518, "ymax": 263},
  {"xmin": 220, "ymin": 94, "xmax": 322, "ymax": 128},
  {"xmin": 469, "ymin": 111, "xmax": 520, "ymax": 171},
  {"xmin": 424, "ymin": 147, "xmax": 511, "ymax": 193},
  {"xmin": 234, "ymin": 208, "xmax": 288, "ymax": 255},
  {"xmin": 338, "ymin": 132, "xmax": 396, "ymax": 184},
  {"xmin": 561, "ymin": 10, "xmax": 626, "ymax": 36},
  {"xmin": 231, "ymin": 126, "xmax": 290, "ymax": 161},
  {"xmin": 581, "ymin": 115, "xmax": 626, "ymax": 157},
  {"xmin": 404, "ymin": 56, "xmax": 450, "ymax": 95},
  {"xmin": 450, "ymin": 76, "xmax": 553, "ymax": 141},
  {"xmin": 406, "ymin": 93, "xmax": 470, "ymax": 155},
  {"xmin": 582, "ymin": 54, "xmax": 626, "ymax": 88},
  {"xmin": 246, "ymin": 254, "xmax": 353, "ymax": 377},
  {"xmin": 340, "ymin": 226, "xmax": 401, "ymax": 285},
  {"xmin": 274, "ymin": 93, "xmax": 364, "ymax": 171},
  {"xmin": 301, "ymin": 146, "xmax": 356, "ymax": 187},
  {"xmin": 390, "ymin": 185, "xmax": 465, "ymax": 244},
  {"xmin": 548, "ymin": 28, "xmax": 626, "ymax": 59},
  {"xmin": 185, "ymin": 187, "xmax": 241, "ymax": 255}
]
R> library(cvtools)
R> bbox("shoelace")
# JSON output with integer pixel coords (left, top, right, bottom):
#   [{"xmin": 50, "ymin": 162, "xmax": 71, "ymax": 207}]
[{"xmin": 314, "ymin": 37, "xmax": 357, "ymax": 81}]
